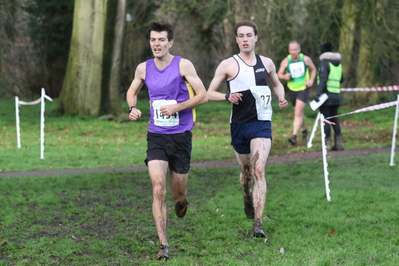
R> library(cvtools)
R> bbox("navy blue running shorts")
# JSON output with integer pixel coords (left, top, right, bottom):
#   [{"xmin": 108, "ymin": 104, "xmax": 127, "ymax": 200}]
[
  {"xmin": 145, "ymin": 131, "xmax": 192, "ymax": 174},
  {"xmin": 230, "ymin": 121, "xmax": 272, "ymax": 154},
  {"xmin": 288, "ymin": 87, "xmax": 310, "ymax": 106}
]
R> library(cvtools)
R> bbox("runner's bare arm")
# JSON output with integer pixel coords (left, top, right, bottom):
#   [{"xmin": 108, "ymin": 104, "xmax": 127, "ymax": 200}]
[
  {"xmin": 277, "ymin": 57, "xmax": 290, "ymax": 81},
  {"xmin": 126, "ymin": 62, "xmax": 145, "ymax": 120},
  {"xmin": 208, "ymin": 58, "xmax": 242, "ymax": 104},
  {"xmin": 304, "ymin": 55, "xmax": 317, "ymax": 87},
  {"xmin": 263, "ymin": 57, "xmax": 288, "ymax": 110}
]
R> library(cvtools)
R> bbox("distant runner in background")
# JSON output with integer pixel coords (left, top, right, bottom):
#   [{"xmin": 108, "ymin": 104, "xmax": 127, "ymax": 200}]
[{"xmin": 278, "ymin": 41, "xmax": 316, "ymax": 146}]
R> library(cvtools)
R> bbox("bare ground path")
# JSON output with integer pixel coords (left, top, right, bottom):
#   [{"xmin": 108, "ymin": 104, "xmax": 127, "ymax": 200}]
[{"xmin": 0, "ymin": 147, "xmax": 393, "ymax": 178}]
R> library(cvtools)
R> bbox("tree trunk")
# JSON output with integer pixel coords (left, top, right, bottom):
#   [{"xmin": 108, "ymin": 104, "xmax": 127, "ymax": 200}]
[
  {"xmin": 355, "ymin": 0, "xmax": 389, "ymax": 104},
  {"xmin": 355, "ymin": 25, "xmax": 378, "ymax": 104},
  {"xmin": 102, "ymin": 0, "xmax": 126, "ymax": 120},
  {"xmin": 339, "ymin": 0, "xmax": 358, "ymax": 89},
  {"xmin": 58, "ymin": 0, "xmax": 107, "ymax": 116}
]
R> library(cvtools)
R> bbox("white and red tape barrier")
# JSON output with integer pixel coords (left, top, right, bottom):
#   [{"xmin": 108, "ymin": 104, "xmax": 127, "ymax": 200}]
[
  {"xmin": 341, "ymin": 85, "xmax": 399, "ymax": 92},
  {"xmin": 325, "ymin": 100, "xmax": 398, "ymax": 120},
  {"xmin": 308, "ymin": 89, "xmax": 398, "ymax": 200},
  {"xmin": 17, "ymin": 95, "xmax": 53, "ymax": 106},
  {"xmin": 15, "ymin": 88, "xmax": 53, "ymax": 159}
]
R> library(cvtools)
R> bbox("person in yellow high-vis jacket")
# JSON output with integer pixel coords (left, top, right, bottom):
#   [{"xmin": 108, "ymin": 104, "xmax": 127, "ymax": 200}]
[
  {"xmin": 315, "ymin": 42, "xmax": 344, "ymax": 150},
  {"xmin": 278, "ymin": 41, "xmax": 316, "ymax": 145}
]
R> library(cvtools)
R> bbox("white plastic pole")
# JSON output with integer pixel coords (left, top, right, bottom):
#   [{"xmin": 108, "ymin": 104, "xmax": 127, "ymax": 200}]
[
  {"xmin": 320, "ymin": 114, "xmax": 331, "ymax": 201},
  {"xmin": 15, "ymin": 96, "xmax": 21, "ymax": 149},
  {"xmin": 307, "ymin": 112, "xmax": 321, "ymax": 148},
  {"xmin": 389, "ymin": 95, "xmax": 399, "ymax": 166},
  {"xmin": 40, "ymin": 88, "xmax": 45, "ymax": 159}
]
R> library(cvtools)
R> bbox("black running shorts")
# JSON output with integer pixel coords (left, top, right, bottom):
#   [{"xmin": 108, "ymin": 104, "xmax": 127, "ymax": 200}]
[
  {"xmin": 145, "ymin": 131, "xmax": 192, "ymax": 174},
  {"xmin": 288, "ymin": 87, "xmax": 310, "ymax": 106}
]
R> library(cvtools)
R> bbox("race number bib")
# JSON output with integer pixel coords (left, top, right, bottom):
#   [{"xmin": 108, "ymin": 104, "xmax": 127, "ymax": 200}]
[
  {"xmin": 152, "ymin": 100, "xmax": 179, "ymax": 126},
  {"xmin": 249, "ymin": 86, "xmax": 272, "ymax": 121},
  {"xmin": 289, "ymin": 61, "xmax": 305, "ymax": 78}
]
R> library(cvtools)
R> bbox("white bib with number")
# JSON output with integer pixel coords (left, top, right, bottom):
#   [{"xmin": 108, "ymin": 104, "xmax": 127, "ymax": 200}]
[
  {"xmin": 288, "ymin": 61, "xmax": 305, "ymax": 78},
  {"xmin": 152, "ymin": 99, "xmax": 179, "ymax": 126},
  {"xmin": 249, "ymin": 86, "xmax": 273, "ymax": 121}
]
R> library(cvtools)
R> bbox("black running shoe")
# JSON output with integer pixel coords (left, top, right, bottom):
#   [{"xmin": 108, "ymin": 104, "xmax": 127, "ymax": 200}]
[
  {"xmin": 301, "ymin": 129, "xmax": 308, "ymax": 146},
  {"xmin": 253, "ymin": 218, "xmax": 265, "ymax": 238},
  {"xmin": 156, "ymin": 244, "xmax": 169, "ymax": 260},
  {"xmin": 175, "ymin": 199, "xmax": 188, "ymax": 218},
  {"xmin": 244, "ymin": 189, "xmax": 255, "ymax": 219},
  {"xmin": 288, "ymin": 135, "xmax": 297, "ymax": 145}
]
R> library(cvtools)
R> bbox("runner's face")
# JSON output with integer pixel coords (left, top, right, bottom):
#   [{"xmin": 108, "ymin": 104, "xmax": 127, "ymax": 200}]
[
  {"xmin": 289, "ymin": 43, "xmax": 300, "ymax": 60},
  {"xmin": 236, "ymin": 26, "xmax": 258, "ymax": 52},
  {"xmin": 149, "ymin": 31, "xmax": 173, "ymax": 58}
]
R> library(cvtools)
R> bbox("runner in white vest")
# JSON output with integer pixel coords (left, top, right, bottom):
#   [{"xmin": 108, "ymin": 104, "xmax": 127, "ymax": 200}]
[{"xmin": 207, "ymin": 20, "xmax": 288, "ymax": 238}]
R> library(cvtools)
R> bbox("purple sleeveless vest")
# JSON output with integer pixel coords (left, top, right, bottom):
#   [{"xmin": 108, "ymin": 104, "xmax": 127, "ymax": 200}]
[{"xmin": 145, "ymin": 56, "xmax": 195, "ymax": 134}]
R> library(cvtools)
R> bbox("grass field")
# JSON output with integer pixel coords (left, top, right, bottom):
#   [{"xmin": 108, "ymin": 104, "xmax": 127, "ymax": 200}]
[
  {"xmin": 0, "ymin": 153, "xmax": 398, "ymax": 265},
  {"xmin": 0, "ymin": 96, "xmax": 398, "ymax": 265}
]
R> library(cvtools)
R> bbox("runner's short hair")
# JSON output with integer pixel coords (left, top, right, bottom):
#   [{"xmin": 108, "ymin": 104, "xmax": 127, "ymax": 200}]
[
  {"xmin": 147, "ymin": 21, "xmax": 174, "ymax": 41},
  {"xmin": 234, "ymin": 20, "xmax": 258, "ymax": 36},
  {"xmin": 289, "ymin": 40, "xmax": 301, "ymax": 48}
]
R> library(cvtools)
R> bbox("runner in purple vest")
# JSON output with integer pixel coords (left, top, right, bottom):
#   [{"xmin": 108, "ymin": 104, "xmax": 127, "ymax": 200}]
[{"xmin": 126, "ymin": 21, "xmax": 207, "ymax": 260}]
